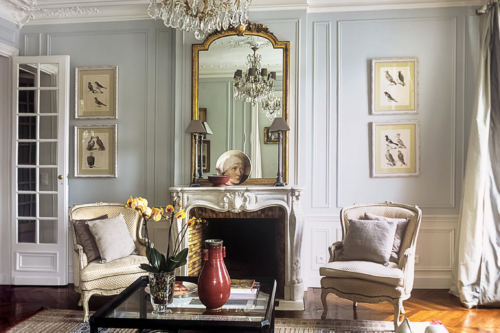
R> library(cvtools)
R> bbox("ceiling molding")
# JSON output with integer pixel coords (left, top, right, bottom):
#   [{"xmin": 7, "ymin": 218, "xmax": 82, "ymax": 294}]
[
  {"xmin": 0, "ymin": 0, "xmax": 480, "ymax": 27},
  {"xmin": 0, "ymin": 42, "xmax": 19, "ymax": 57}
]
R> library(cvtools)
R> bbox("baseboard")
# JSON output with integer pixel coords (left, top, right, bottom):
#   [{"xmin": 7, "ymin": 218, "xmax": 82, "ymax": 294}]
[
  {"xmin": 414, "ymin": 276, "xmax": 452, "ymax": 289},
  {"xmin": 13, "ymin": 276, "xmax": 60, "ymax": 285}
]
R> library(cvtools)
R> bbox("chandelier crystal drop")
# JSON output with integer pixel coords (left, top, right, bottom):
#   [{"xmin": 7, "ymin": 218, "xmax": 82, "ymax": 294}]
[
  {"xmin": 261, "ymin": 97, "xmax": 281, "ymax": 121},
  {"xmin": 148, "ymin": 0, "xmax": 251, "ymax": 40},
  {"xmin": 233, "ymin": 47, "xmax": 276, "ymax": 106}
]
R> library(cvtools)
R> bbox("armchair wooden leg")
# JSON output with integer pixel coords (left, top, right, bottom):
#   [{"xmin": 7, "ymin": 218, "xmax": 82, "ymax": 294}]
[
  {"xmin": 82, "ymin": 291, "xmax": 92, "ymax": 322},
  {"xmin": 393, "ymin": 299, "xmax": 403, "ymax": 329},
  {"xmin": 353, "ymin": 302, "xmax": 358, "ymax": 307},
  {"xmin": 400, "ymin": 303, "xmax": 405, "ymax": 314},
  {"xmin": 77, "ymin": 295, "xmax": 83, "ymax": 307},
  {"xmin": 321, "ymin": 289, "xmax": 328, "ymax": 319}
]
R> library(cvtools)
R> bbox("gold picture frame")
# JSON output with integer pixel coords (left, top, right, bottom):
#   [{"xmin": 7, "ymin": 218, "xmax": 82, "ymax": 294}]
[
  {"xmin": 371, "ymin": 58, "xmax": 418, "ymax": 115},
  {"xmin": 264, "ymin": 127, "xmax": 279, "ymax": 144},
  {"xmin": 372, "ymin": 121, "xmax": 419, "ymax": 177},
  {"xmin": 202, "ymin": 140, "xmax": 211, "ymax": 173},
  {"xmin": 75, "ymin": 66, "xmax": 118, "ymax": 119},
  {"xmin": 74, "ymin": 124, "xmax": 117, "ymax": 178}
]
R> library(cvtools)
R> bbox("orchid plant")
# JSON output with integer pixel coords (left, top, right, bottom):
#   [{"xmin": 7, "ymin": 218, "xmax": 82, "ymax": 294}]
[{"xmin": 126, "ymin": 196, "xmax": 204, "ymax": 273}]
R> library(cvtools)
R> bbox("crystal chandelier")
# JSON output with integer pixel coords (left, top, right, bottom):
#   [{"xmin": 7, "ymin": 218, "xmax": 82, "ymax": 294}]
[
  {"xmin": 233, "ymin": 47, "xmax": 276, "ymax": 106},
  {"xmin": 147, "ymin": 0, "xmax": 251, "ymax": 40},
  {"xmin": 262, "ymin": 97, "xmax": 281, "ymax": 121}
]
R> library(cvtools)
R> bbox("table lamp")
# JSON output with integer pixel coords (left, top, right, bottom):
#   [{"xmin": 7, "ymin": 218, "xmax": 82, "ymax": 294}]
[
  {"xmin": 269, "ymin": 117, "xmax": 290, "ymax": 187},
  {"xmin": 186, "ymin": 119, "xmax": 207, "ymax": 187}
]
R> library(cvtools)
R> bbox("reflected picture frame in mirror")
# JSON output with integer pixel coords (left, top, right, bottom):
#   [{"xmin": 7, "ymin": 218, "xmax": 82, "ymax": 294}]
[{"xmin": 192, "ymin": 22, "xmax": 290, "ymax": 186}]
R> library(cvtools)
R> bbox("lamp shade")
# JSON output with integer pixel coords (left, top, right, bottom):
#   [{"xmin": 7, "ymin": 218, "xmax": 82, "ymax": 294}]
[
  {"xmin": 234, "ymin": 69, "xmax": 242, "ymax": 79},
  {"xmin": 185, "ymin": 119, "xmax": 206, "ymax": 133},
  {"xmin": 269, "ymin": 117, "xmax": 290, "ymax": 132},
  {"xmin": 261, "ymin": 68, "xmax": 268, "ymax": 77},
  {"xmin": 202, "ymin": 122, "xmax": 213, "ymax": 135}
]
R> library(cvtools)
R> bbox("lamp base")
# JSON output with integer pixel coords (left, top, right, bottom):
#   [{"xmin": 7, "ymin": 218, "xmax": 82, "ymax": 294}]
[
  {"xmin": 190, "ymin": 183, "xmax": 201, "ymax": 187},
  {"xmin": 273, "ymin": 182, "xmax": 285, "ymax": 187}
]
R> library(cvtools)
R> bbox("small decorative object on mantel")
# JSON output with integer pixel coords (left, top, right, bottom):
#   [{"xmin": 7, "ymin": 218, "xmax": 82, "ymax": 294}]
[
  {"xmin": 75, "ymin": 66, "xmax": 118, "ymax": 119},
  {"xmin": 208, "ymin": 175, "xmax": 230, "ymax": 187},
  {"xmin": 371, "ymin": 57, "xmax": 418, "ymax": 115},
  {"xmin": 215, "ymin": 150, "xmax": 252, "ymax": 186},
  {"xmin": 186, "ymin": 119, "xmax": 207, "ymax": 187},
  {"xmin": 197, "ymin": 239, "xmax": 231, "ymax": 311},
  {"xmin": 269, "ymin": 117, "xmax": 290, "ymax": 186},
  {"xmin": 125, "ymin": 196, "xmax": 205, "ymax": 315},
  {"xmin": 371, "ymin": 120, "xmax": 420, "ymax": 178}
]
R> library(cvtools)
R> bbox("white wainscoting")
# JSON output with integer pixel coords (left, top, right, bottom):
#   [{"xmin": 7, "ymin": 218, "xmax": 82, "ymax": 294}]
[{"xmin": 304, "ymin": 215, "xmax": 459, "ymax": 289}]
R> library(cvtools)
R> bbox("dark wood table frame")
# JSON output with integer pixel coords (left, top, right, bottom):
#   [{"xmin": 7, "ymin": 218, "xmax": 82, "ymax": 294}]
[{"xmin": 89, "ymin": 276, "xmax": 276, "ymax": 333}]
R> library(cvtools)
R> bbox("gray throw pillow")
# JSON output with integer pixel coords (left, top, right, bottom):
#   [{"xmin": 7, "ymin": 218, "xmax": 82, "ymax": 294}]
[
  {"xmin": 339, "ymin": 219, "xmax": 398, "ymax": 265},
  {"xmin": 87, "ymin": 213, "xmax": 136, "ymax": 263},
  {"xmin": 364, "ymin": 213, "xmax": 410, "ymax": 263},
  {"xmin": 72, "ymin": 214, "xmax": 108, "ymax": 262}
]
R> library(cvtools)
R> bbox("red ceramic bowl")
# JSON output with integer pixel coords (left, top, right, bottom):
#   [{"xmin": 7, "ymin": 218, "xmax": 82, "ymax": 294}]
[{"xmin": 208, "ymin": 175, "xmax": 230, "ymax": 187}]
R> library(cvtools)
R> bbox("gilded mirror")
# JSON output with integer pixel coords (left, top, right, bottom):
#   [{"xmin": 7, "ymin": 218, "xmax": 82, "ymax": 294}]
[{"xmin": 192, "ymin": 23, "xmax": 290, "ymax": 186}]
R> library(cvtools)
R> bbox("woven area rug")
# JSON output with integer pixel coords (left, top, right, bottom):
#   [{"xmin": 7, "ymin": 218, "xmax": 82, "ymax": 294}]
[{"xmin": 6, "ymin": 309, "xmax": 429, "ymax": 333}]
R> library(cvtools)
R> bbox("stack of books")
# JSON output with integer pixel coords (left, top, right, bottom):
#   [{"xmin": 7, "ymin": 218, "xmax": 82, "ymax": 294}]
[{"xmin": 230, "ymin": 279, "xmax": 260, "ymax": 299}]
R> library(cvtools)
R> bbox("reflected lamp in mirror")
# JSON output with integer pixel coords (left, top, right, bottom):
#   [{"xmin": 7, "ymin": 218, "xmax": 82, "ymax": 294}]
[
  {"xmin": 269, "ymin": 117, "xmax": 290, "ymax": 187},
  {"xmin": 186, "ymin": 120, "xmax": 207, "ymax": 187}
]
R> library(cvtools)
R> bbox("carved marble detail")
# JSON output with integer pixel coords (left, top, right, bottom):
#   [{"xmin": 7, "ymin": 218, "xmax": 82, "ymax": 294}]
[{"xmin": 219, "ymin": 191, "xmax": 256, "ymax": 213}]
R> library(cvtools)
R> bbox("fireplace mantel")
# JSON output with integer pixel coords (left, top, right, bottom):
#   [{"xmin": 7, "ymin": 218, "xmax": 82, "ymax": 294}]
[{"xmin": 169, "ymin": 185, "xmax": 305, "ymax": 308}]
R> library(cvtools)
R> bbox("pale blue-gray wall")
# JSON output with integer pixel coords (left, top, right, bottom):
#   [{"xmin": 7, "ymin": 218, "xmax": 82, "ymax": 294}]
[
  {"xmin": 0, "ymin": 16, "xmax": 18, "ymax": 48},
  {"xmin": 20, "ymin": 20, "xmax": 175, "ymax": 207}
]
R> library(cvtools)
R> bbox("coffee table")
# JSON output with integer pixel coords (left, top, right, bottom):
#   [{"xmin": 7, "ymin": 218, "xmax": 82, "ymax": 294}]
[{"xmin": 89, "ymin": 276, "xmax": 276, "ymax": 333}]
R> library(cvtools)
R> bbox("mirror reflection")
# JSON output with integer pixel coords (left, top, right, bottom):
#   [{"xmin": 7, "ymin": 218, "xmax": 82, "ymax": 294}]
[{"xmin": 199, "ymin": 35, "xmax": 283, "ymax": 179}]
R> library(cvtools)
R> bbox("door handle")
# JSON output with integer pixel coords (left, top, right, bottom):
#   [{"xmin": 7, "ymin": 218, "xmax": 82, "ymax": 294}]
[{"xmin": 58, "ymin": 175, "xmax": 64, "ymax": 180}]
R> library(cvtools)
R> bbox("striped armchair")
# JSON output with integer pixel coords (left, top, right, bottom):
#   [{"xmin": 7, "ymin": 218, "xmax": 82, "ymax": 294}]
[
  {"xmin": 320, "ymin": 202, "xmax": 422, "ymax": 328},
  {"xmin": 69, "ymin": 203, "xmax": 149, "ymax": 322}
]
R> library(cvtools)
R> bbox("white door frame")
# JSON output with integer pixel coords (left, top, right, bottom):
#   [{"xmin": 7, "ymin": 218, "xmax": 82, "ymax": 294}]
[
  {"xmin": 11, "ymin": 55, "xmax": 70, "ymax": 285},
  {"xmin": 0, "ymin": 42, "xmax": 19, "ymax": 285}
]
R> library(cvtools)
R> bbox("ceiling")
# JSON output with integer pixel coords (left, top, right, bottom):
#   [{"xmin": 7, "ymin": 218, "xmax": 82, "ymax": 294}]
[{"xmin": 0, "ymin": 0, "xmax": 481, "ymax": 28}]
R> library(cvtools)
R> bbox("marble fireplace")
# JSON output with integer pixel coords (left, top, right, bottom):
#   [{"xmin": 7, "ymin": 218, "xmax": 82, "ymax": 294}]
[{"xmin": 169, "ymin": 186, "xmax": 305, "ymax": 310}]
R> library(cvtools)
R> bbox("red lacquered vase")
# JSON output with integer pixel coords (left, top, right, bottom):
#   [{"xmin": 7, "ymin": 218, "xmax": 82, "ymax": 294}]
[{"xmin": 198, "ymin": 239, "xmax": 231, "ymax": 311}]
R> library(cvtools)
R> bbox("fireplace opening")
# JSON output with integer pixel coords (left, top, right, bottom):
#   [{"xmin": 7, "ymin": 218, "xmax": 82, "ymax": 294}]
[{"xmin": 188, "ymin": 207, "xmax": 286, "ymax": 299}]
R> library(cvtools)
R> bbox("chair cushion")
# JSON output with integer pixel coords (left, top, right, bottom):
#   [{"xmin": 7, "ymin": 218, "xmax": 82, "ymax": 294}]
[
  {"xmin": 321, "ymin": 277, "xmax": 405, "ymax": 299},
  {"xmin": 88, "ymin": 214, "xmax": 136, "ymax": 263},
  {"xmin": 320, "ymin": 260, "xmax": 404, "ymax": 287},
  {"xmin": 364, "ymin": 213, "xmax": 409, "ymax": 263},
  {"xmin": 338, "ymin": 219, "xmax": 397, "ymax": 265},
  {"xmin": 81, "ymin": 254, "xmax": 148, "ymax": 282},
  {"xmin": 72, "ymin": 214, "xmax": 108, "ymax": 262}
]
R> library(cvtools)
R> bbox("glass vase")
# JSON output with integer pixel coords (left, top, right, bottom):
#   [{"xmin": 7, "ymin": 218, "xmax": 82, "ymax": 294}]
[{"xmin": 149, "ymin": 271, "xmax": 175, "ymax": 315}]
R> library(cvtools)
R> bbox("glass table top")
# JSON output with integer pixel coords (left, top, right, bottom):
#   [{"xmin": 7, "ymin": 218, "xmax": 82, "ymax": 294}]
[{"xmin": 103, "ymin": 276, "xmax": 274, "ymax": 323}]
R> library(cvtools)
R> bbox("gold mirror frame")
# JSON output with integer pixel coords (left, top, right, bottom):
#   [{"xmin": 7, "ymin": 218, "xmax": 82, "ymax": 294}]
[{"xmin": 191, "ymin": 23, "xmax": 290, "ymax": 186}]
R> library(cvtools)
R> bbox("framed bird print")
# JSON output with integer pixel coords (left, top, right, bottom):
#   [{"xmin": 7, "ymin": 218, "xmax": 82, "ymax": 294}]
[
  {"xmin": 371, "ymin": 58, "xmax": 418, "ymax": 115},
  {"xmin": 371, "ymin": 121, "xmax": 419, "ymax": 177},
  {"xmin": 75, "ymin": 66, "xmax": 118, "ymax": 119},
  {"xmin": 74, "ymin": 124, "xmax": 117, "ymax": 178}
]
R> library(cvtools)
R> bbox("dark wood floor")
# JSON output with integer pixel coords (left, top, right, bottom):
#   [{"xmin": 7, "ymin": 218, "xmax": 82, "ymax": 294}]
[{"xmin": 1, "ymin": 285, "xmax": 499, "ymax": 333}]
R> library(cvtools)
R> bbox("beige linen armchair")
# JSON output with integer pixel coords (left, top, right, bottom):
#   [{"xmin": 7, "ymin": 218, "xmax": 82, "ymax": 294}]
[
  {"xmin": 69, "ymin": 203, "xmax": 149, "ymax": 321},
  {"xmin": 320, "ymin": 202, "xmax": 422, "ymax": 328}
]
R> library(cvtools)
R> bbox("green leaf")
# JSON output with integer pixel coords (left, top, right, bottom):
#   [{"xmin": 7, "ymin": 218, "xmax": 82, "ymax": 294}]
[
  {"xmin": 175, "ymin": 248, "xmax": 189, "ymax": 267},
  {"xmin": 147, "ymin": 247, "xmax": 162, "ymax": 271},
  {"xmin": 139, "ymin": 264, "xmax": 159, "ymax": 273},
  {"xmin": 159, "ymin": 253, "xmax": 168, "ymax": 272}
]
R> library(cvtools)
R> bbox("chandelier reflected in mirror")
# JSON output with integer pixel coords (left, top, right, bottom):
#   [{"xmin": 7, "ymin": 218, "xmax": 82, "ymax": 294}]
[
  {"xmin": 262, "ymin": 97, "xmax": 281, "ymax": 121},
  {"xmin": 234, "ymin": 47, "xmax": 277, "ymax": 107},
  {"xmin": 148, "ymin": 0, "xmax": 251, "ymax": 40}
]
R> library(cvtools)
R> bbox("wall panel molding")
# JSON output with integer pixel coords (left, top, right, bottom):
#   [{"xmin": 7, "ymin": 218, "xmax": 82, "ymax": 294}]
[
  {"xmin": 311, "ymin": 21, "xmax": 331, "ymax": 208},
  {"xmin": 337, "ymin": 16, "xmax": 459, "ymax": 209}
]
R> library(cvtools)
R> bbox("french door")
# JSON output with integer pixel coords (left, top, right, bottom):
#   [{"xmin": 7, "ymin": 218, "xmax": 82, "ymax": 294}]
[{"xmin": 12, "ymin": 56, "xmax": 69, "ymax": 285}]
